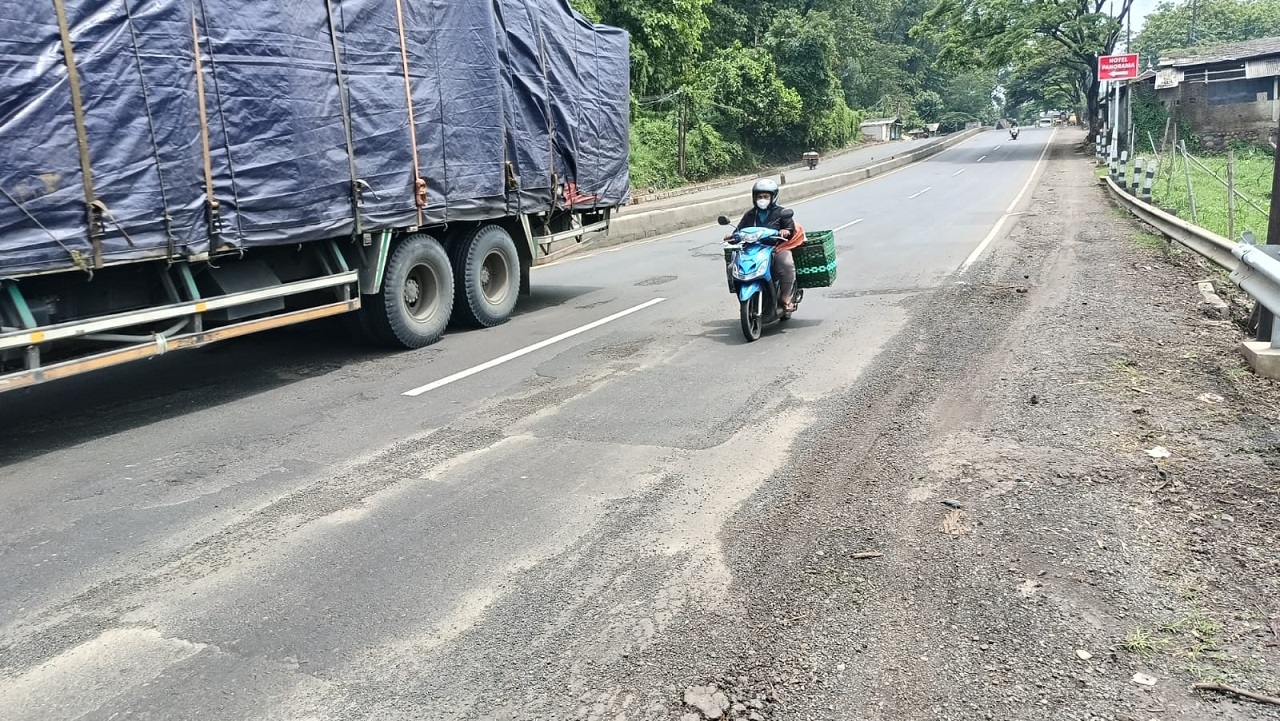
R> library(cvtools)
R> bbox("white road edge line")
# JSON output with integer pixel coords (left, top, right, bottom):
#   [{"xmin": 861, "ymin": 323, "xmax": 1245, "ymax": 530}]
[
  {"xmin": 909, "ymin": 187, "xmax": 932, "ymax": 199},
  {"xmin": 833, "ymin": 218, "xmax": 864, "ymax": 232},
  {"xmin": 402, "ymin": 298, "xmax": 668, "ymax": 397},
  {"xmin": 953, "ymin": 168, "xmax": 967, "ymax": 176},
  {"xmin": 958, "ymin": 130, "xmax": 1056, "ymax": 274}
]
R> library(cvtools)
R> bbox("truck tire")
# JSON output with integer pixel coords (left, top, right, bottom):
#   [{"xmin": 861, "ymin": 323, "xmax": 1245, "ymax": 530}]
[
  {"xmin": 451, "ymin": 224, "xmax": 520, "ymax": 328},
  {"xmin": 360, "ymin": 233, "xmax": 454, "ymax": 348}
]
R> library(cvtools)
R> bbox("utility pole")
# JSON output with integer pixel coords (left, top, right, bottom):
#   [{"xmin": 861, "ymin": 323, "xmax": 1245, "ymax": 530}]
[
  {"xmin": 1126, "ymin": 9, "xmax": 1133, "ymax": 156},
  {"xmin": 1189, "ymin": 0, "xmax": 1199, "ymax": 45}
]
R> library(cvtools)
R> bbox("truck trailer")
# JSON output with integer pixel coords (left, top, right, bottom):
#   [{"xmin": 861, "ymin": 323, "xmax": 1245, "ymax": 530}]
[{"xmin": 0, "ymin": 0, "xmax": 630, "ymax": 392}]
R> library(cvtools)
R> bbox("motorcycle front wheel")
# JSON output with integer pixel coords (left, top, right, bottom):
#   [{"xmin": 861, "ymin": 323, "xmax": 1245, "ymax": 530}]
[{"xmin": 740, "ymin": 294, "xmax": 762, "ymax": 342}]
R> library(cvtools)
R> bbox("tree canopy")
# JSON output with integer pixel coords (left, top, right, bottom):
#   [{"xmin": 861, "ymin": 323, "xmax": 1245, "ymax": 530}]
[
  {"xmin": 1133, "ymin": 0, "xmax": 1280, "ymax": 68},
  {"xmin": 573, "ymin": 0, "xmax": 1004, "ymax": 188},
  {"xmin": 915, "ymin": 0, "xmax": 1136, "ymax": 134}
]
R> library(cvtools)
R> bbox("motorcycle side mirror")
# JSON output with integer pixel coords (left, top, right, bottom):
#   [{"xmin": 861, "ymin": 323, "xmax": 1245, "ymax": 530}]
[
  {"xmin": 717, "ymin": 216, "xmax": 731, "ymax": 226},
  {"xmin": 778, "ymin": 209, "xmax": 795, "ymax": 220}
]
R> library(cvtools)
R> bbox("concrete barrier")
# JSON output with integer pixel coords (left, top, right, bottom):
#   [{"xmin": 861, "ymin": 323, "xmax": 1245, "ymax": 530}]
[{"xmin": 622, "ymin": 135, "xmax": 949, "ymax": 207}]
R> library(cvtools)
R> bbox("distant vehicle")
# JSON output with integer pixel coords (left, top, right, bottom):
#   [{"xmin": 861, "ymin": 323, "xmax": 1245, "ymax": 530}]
[{"xmin": 1038, "ymin": 118, "xmax": 1054, "ymax": 128}]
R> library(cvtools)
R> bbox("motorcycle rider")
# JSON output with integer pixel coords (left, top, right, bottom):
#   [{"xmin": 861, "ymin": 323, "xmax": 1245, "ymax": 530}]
[{"xmin": 726, "ymin": 179, "xmax": 799, "ymax": 312}]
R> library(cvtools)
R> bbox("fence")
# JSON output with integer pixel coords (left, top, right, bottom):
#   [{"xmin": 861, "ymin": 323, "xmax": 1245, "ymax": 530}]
[{"xmin": 1099, "ymin": 136, "xmax": 1273, "ymax": 245}]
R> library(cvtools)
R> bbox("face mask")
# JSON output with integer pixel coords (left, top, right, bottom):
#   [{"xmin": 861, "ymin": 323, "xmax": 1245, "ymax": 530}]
[{"xmin": 755, "ymin": 199, "xmax": 770, "ymax": 211}]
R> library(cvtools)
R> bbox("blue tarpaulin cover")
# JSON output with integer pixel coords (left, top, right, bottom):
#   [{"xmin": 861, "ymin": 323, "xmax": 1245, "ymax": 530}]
[{"xmin": 0, "ymin": 0, "xmax": 630, "ymax": 276}]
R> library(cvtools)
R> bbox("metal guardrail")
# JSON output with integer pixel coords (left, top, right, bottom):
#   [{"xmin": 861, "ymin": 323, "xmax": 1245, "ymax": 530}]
[
  {"xmin": 1232, "ymin": 244, "xmax": 1280, "ymax": 349},
  {"xmin": 1103, "ymin": 176, "xmax": 1238, "ymax": 270},
  {"xmin": 1104, "ymin": 172, "xmax": 1280, "ymax": 359}
]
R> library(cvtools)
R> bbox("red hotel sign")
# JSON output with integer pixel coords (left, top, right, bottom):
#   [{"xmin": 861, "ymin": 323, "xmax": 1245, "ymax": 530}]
[{"xmin": 1098, "ymin": 54, "xmax": 1140, "ymax": 81}]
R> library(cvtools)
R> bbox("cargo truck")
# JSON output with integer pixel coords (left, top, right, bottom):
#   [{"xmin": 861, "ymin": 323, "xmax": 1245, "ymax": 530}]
[{"xmin": 0, "ymin": 0, "xmax": 630, "ymax": 392}]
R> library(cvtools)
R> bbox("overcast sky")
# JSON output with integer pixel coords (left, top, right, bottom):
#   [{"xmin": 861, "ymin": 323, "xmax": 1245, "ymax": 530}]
[{"xmin": 1130, "ymin": 0, "xmax": 1160, "ymax": 32}]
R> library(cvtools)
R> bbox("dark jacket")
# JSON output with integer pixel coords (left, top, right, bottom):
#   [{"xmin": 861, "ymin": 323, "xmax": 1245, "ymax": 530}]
[{"xmin": 736, "ymin": 205, "xmax": 796, "ymax": 235}]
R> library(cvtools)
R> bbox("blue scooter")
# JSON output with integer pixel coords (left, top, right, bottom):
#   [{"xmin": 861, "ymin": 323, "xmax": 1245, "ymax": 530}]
[{"xmin": 718, "ymin": 210, "xmax": 803, "ymax": 342}]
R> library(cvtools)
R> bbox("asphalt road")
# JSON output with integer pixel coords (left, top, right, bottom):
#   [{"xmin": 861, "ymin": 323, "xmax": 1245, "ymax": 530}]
[{"xmin": 0, "ymin": 128, "xmax": 1054, "ymax": 720}]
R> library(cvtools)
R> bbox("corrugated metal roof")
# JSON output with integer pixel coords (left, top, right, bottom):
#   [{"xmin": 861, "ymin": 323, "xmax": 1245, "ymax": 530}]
[{"xmin": 1158, "ymin": 36, "xmax": 1280, "ymax": 67}]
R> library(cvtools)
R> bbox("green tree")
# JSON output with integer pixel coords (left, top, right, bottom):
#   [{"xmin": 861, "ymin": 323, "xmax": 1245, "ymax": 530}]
[
  {"xmin": 914, "ymin": 90, "xmax": 945, "ymax": 122},
  {"xmin": 1134, "ymin": 0, "xmax": 1280, "ymax": 67},
  {"xmin": 764, "ymin": 10, "xmax": 842, "ymax": 116},
  {"xmin": 917, "ymin": 0, "xmax": 1137, "ymax": 138},
  {"xmin": 587, "ymin": 0, "xmax": 1001, "ymax": 187},
  {"xmin": 1001, "ymin": 45, "xmax": 1087, "ymax": 120},
  {"xmin": 943, "ymin": 72, "xmax": 998, "ymax": 122},
  {"xmin": 591, "ymin": 0, "xmax": 712, "ymax": 95},
  {"xmin": 694, "ymin": 45, "xmax": 804, "ymax": 140}
]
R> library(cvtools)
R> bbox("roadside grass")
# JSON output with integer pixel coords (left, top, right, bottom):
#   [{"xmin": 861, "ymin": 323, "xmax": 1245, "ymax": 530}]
[
  {"xmin": 1120, "ymin": 627, "xmax": 1169, "ymax": 657},
  {"xmin": 1132, "ymin": 231, "xmax": 1168, "ymax": 252},
  {"xmin": 1142, "ymin": 147, "xmax": 1274, "ymax": 242},
  {"xmin": 1120, "ymin": 608, "xmax": 1248, "ymax": 681}
]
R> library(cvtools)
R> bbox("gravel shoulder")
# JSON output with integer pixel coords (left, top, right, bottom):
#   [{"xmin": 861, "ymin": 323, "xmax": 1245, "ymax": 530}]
[{"xmin": 617, "ymin": 131, "xmax": 1280, "ymax": 721}]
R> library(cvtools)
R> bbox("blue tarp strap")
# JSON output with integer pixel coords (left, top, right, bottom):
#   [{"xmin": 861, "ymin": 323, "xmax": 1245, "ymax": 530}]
[
  {"xmin": 392, "ymin": 0, "xmax": 426, "ymax": 226},
  {"xmin": 50, "ymin": 0, "xmax": 104, "ymax": 268},
  {"xmin": 189, "ymin": 11, "xmax": 222, "ymax": 242},
  {"xmin": 323, "ymin": 0, "xmax": 363, "ymax": 237}
]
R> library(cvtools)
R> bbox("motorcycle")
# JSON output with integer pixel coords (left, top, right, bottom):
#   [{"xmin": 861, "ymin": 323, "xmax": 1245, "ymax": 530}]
[
  {"xmin": 718, "ymin": 210, "xmax": 804, "ymax": 342},
  {"xmin": 1009, "ymin": 127, "xmax": 1020, "ymax": 140}
]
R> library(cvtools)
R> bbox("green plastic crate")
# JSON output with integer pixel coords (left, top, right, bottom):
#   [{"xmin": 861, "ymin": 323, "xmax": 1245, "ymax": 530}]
[{"xmin": 793, "ymin": 229, "xmax": 836, "ymax": 288}]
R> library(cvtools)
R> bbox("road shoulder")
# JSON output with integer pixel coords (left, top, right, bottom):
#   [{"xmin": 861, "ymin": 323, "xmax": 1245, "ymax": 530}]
[{"xmin": 649, "ymin": 130, "xmax": 1280, "ymax": 720}]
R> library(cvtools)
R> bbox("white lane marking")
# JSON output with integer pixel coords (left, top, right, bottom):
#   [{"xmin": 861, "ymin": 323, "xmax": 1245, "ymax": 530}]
[
  {"xmin": 977, "ymin": 155, "xmax": 987, "ymax": 162},
  {"xmin": 833, "ymin": 218, "xmax": 864, "ymax": 232},
  {"xmin": 994, "ymin": 145, "xmax": 1003, "ymax": 151},
  {"xmin": 958, "ymin": 131, "xmax": 1056, "ymax": 274},
  {"xmin": 909, "ymin": 187, "xmax": 932, "ymax": 199},
  {"xmin": 402, "ymin": 298, "xmax": 668, "ymax": 397},
  {"xmin": 953, "ymin": 168, "xmax": 967, "ymax": 177}
]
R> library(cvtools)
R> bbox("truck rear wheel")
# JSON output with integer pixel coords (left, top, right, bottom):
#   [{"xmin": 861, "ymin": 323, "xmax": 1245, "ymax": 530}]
[
  {"xmin": 361, "ymin": 233, "xmax": 454, "ymax": 348},
  {"xmin": 451, "ymin": 224, "xmax": 520, "ymax": 328}
]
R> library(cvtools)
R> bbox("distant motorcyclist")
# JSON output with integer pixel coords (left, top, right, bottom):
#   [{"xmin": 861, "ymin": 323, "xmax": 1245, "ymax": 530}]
[{"xmin": 725, "ymin": 179, "xmax": 799, "ymax": 312}]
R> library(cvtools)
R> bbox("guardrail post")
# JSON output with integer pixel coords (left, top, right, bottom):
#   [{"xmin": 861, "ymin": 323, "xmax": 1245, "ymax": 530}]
[
  {"xmin": 1260, "ymin": 117, "xmax": 1280, "ymax": 343},
  {"xmin": 1118, "ymin": 153, "xmax": 1128, "ymax": 189},
  {"xmin": 1131, "ymin": 159, "xmax": 1144, "ymax": 196},
  {"xmin": 1232, "ymin": 244, "xmax": 1280, "ymax": 377},
  {"xmin": 1142, "ymin": 160, "xmax": 1157, "ymax": 202}
]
